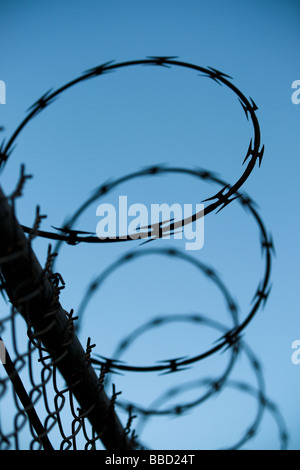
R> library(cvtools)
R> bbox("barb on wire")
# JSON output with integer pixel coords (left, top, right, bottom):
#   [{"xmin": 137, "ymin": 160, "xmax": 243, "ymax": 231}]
[
  {"xmin": 8, "ymin": 164, "xmax": 33, "ymax": 201},
  {"xmin": 28, "ymin": 206, "xmax": 47, "ymax": 242}
]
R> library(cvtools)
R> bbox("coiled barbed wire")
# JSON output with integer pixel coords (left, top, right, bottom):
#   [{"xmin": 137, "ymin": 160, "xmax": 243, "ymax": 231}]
[
  {"xmin": 0, "ymin": 57, "xmax": 287, "ymax": 450},
  {"xmin": 104, "ymin": 312, "xmax": 288, "ymax": 450},
  {"xmin": 0, "ymin": 57, "xmax": 264, "ymax": 243},
  {"xmin": 69, "ymin": 167, "xmax": 272, "ymax": 373}
]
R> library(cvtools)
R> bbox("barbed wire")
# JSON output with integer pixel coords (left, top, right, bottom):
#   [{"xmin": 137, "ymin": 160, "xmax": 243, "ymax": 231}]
[
  {"xmin": 73, "ymin": 167, "xmax": 272, "ymax": 373},
  {"xmin": 0, "ymin": 57, "xmax": 287, "ymax": 450},
  {"xmin": 0, "ymin": 168, "xmax": 137, "ymax": 450},
  {"xmin": 0, "ymin": 57, "xmax": 264, "ymax": 244},
  {"xmin": 100, "ymin": 311, "xmax": 288, "ymax": 450}
]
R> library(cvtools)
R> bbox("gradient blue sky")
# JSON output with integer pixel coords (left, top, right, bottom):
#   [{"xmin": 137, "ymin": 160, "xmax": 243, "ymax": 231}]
[{"xmin": 0, "ymin": 0, "xmax": 299, "ymax": 450}]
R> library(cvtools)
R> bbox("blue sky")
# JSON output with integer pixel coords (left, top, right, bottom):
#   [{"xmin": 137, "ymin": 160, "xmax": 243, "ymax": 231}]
[{"xmin": 0, "ymin": 0, "xmax": 299, "ymax": 450}]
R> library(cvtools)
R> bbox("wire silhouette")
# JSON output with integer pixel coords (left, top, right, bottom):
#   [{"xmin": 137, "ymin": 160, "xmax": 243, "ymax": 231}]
[{"xmin": 0, "ymin": 57, "xmax": 287, "ymax": 450}]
